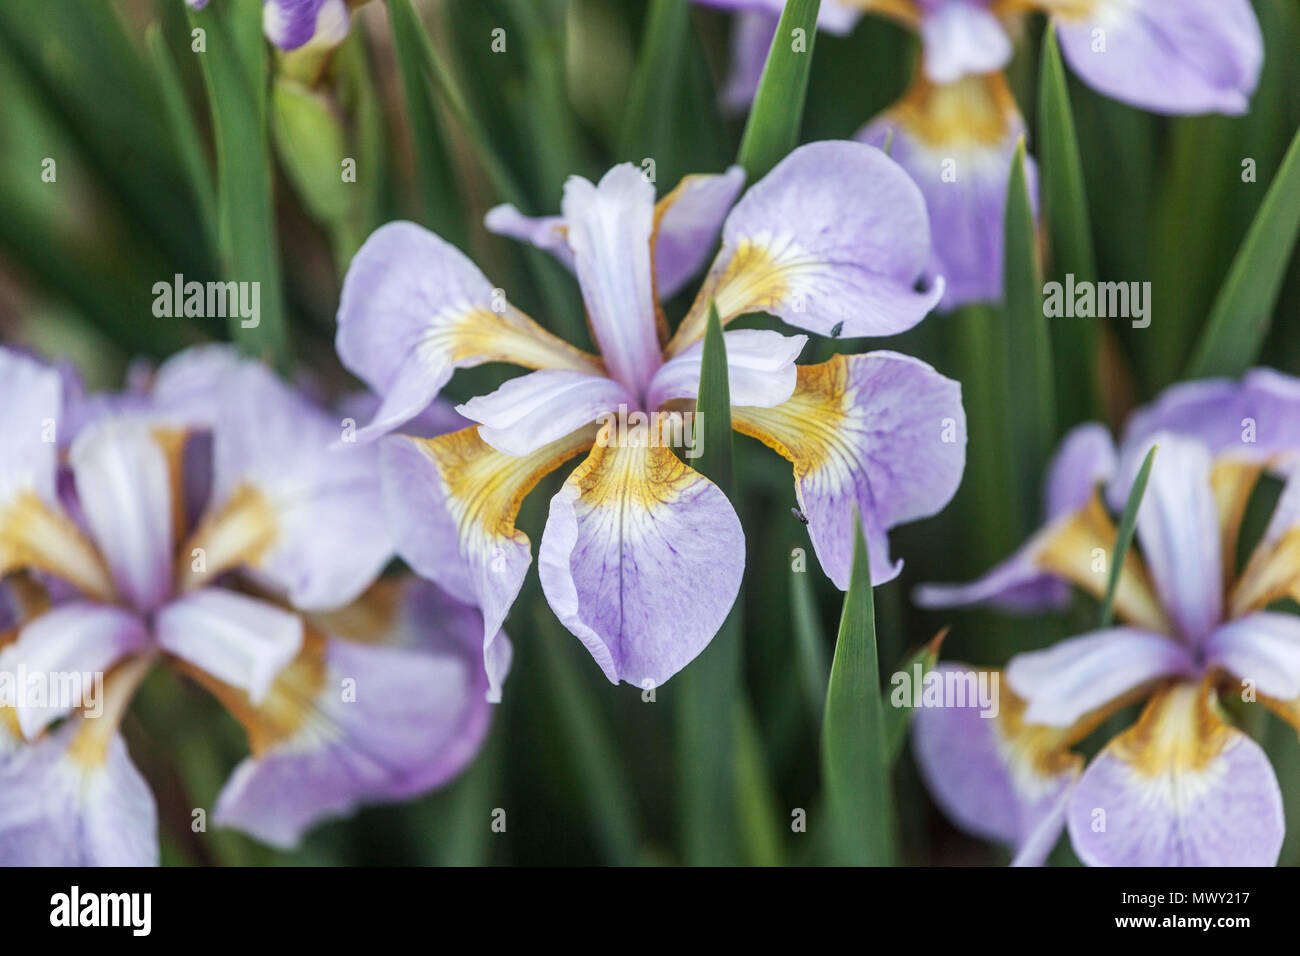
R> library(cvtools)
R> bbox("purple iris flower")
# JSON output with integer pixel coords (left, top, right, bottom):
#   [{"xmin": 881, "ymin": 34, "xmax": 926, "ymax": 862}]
[
  {"xmin": 698, "ymin": 0, "xmax": 1263, "ymax": 309},
  {"xmin": 0, "ymin": 346, "xmax": 501, "ymax": 864},
  {"xmin": 185, "ymin": 0, "xmax": 352, "ymax": 52},
  {"xmin": 336, "ymin": 141, "xmax": 967, "ymax": 697},
  {"xmin": 914, "ymin": 369, "xmax": 1300, "ymax": 866}
]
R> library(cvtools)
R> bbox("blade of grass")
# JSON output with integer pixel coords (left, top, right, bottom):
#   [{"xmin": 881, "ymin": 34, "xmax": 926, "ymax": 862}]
[
  {"xmin": 735, "ymin": 0, "xmax": 821, "ymax": 180},
  {"xmin": 1037, "ymin": 23, "xmax": 1098, "ymax": 427},
  {"xmin": 1099, "ymin": 444, "xmax": 1156, "ymax": 627},
  {"xmin": 1185, "ymin": 122, "xmax": 1300, "ymax": 378},
  {"xmin": 734, "ymin": 701, "xmax": 784, "ymax": 866},
  {"xmin": 619, "ymin": 0, "xmax": 690, "ymax": 176},
  {"xmin": 790, "ymin": 565, "xmax": 829, "ymax": 728},
  {"xmin": 674, "ymin": 303, "xmax": 741, "ymax": 864},
  {"xmin": 821, "ymin": 518, "xmax": 892, "ymax": 865}
]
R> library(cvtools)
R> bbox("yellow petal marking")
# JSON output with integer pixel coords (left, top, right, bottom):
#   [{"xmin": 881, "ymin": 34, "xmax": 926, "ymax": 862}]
[
  {"xmin": 0, "ymin": 492, "xmax": 114, "ymax": 602},
  {"xmin": 178, "ymin": 483, "xmax": 278, "ymax": 593}
]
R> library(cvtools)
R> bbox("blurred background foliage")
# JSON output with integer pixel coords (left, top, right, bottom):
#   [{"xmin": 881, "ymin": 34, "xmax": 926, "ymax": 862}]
[{"xmin": 0, "ymin": 0, "xmax": 1298, "ymax": 865}]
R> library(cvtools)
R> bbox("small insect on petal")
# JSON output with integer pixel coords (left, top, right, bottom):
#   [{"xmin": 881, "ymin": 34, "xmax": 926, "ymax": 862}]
[
  {"xmin": 829, "ymin": 321, "xmax": 844, "ymax": 339},
  {"xmin": 792, "ymin": 507, "xmax": 809, "ymax": 525}
]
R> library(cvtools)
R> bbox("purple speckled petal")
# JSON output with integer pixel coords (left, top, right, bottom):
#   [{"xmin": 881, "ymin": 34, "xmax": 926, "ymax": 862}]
[
  {"xmin": 645, "ymin": 329, "xmax": 806, "ymax": 411},
  {"xmin": 1053, "ymin": 0, "xmax": 1262, "ymax": 116},
  {"xmin": 672, "ymin": 141, "xmax": 943, "ymax": 348},
  {"xmin": 1067, "ymin": 682, "xmax": 1283, "ymax": 866},
  {"xmin": 458, "ymin": 369, "xmax": 635, "ymax": 457},
  {"xmin": 654, "ymin": 167, "xmax": 747, "ymax": 298},
  {"xmin": 0, "ymin": 722, "xmax": 158, "ymax": 866},
  {"xmin": 537, "ymin": 442, "xmax": 744, "ymax": 687},
  {"xmin": 1005, "ymin": 628, "xmax": 1197, "ymax": 728},
  {"xmin": 1205, "ymin": 612, "xmax": 1300, "ymax": 701},
  {"xmin": 206, "ymin": 362, "xmax": 393, "ymax": 612},
  {"xmin": 263, "ymin": 0, "xmax": 349, "ymax": 52},
  {"xmin": 735, "ymin": 351, "xmax": 966, "ymax": 589},
  {"xmin": 211, "ymin": 610, "xmax": 493, "ymax": 849},
  {"xmin": 857, "ymin": 74, "xmax": 1035, "ymax": 310},
  {"xmin": 68, "ymin": 420, "xmax": 174, "ymax": 613},
  {"xmin": 911, "ymin": 664, "xmax": 1079, "ymax": 863},
  {"xmin": 0, "ymin": 602, "xmax": 147, "ymax": 740},
  {"xmin": 562, "ymin": 164, "xmax": 664, "ymax": 396}
]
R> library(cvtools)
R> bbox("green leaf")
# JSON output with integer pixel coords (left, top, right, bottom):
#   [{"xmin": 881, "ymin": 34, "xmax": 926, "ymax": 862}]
[
  {"xmin": 1000, "ymin": 138, "xmax": 1057, "ymax": 532},
  {"xmin": 790, "ymin": 566, "xmax": 830, "ymax": 728},
  {"xmin": 1185, "ymin": 122, "xmax": 1300, "ymax": 378},
  {"xmin": 821, "ymin": 519, "xmax": 892, "ymax": 865},
  {"xmin": 733, "ymin": 701, "xmax": 784, "ymax": 866},
  {"xmin": 674, "ymin": 303, "xmax": 741, "ymax": 864},
  {"xmin": 619, "ymin": 0, "xmax": 689, "ymax": 162},
  {"xmin": 736, "ymin": 0, "xmax": 821, "ymax": 180},
  {"xmin": 1100, "ymin": 444, "xmax": 1157, "ymax": 628},
  {"xmin": 1037, "ymin": 22, "xmax": 1098, "ymax": 427},
  {"xmin": 188, "ymin": 0, "xmax": 289, "ymax": 364},
  {"xmin": 883, "ymin": 630, "xmax": 946, "ymax": 761}
]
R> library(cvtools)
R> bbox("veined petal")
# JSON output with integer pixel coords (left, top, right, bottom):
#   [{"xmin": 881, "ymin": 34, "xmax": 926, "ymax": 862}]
[
  {"xmin": 0, "ymin": 602, "xmax": 148, "ymax": 740},
  {"xmin": 857, "ymin": 72, "xmax": 1033, "ymax": 310},
  {"xmin": 0, "ymin": 721, "xmax": 158, "ymax": 866},
  {"xmin": 1052, "ymin": 0, "xmax": 1263, "ymax": 116},
  {"xmin": 457, "ymin": 370, "xmax": 635, "ymax": 457},
  {"xmin": 381, "ymin": 426, "xmax": 596, "ymax": 701},
  {"xmin": 1204, "ymin": 612, "xmax": 1300, "ymax": 702},
  {"xmin": 156, "ymin": 589, "xmax": 303, "ymax": 705},
  {"xmin": 337, "ymin": 221, "xmax": 602, "ymax": 442},
  {"xmin": 1066, "ymin": 681, "xmax": 1283, "ymax": 866},
  {"xmin": 263, "ymin": 0, "xmax": 350, "ymax": 52},
  {"xmin": 68, "ymin": 420, "xmax": 175, "ymax": 613},
  {"xmin": 537, "ymin": 440, "xmax": 744, "ymax": 687},
  {"xmin": 653, "ymin": 166, "xmax": 747, "ymax": 300},
  {"xmin": 919, "ymin": 1, "xmax": 1013, "ymax": 84},
  {"xmin": 645, "ymin": 329, "xmax": 806, "ymax": 411},
  {"xmin": 562, "ymin": 164, "xmax": 664, "ymax": 396},
  {"xmin": 733, "ymin": 352, "xmax": 965, "ymax": 588},
  {"xmin": 200, "ymin": 610, "xmax": 493, "ymax": 849},
  {"xmin": 1005, "ymin": 628, "xmax": 1197, "ymax": 728},
  {"xmin": 189, "ymin": 362, "xmax": 392, "ymax": 611},
  {"xmin": 911, "ymin": 665, "xmax": 1081, "ymax": 864},
  {"xmin": 670, "ymin": 141, "xmax": 942, "ymax": 351}
]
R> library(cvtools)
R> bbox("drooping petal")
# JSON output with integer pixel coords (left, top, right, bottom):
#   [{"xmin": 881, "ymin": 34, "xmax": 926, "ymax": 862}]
[
  {"xmin": 336, "ymin": 221, "xmax": 602, "ymax": 442},
  {"xmin": 916, "ymin": 422, "xmax": 1116, "ymax": 612},
  {"xmin": 733, "ymin": 352, "xmax": 965, "ymax": 588},
  {"xmin": 0, "ymin": 721, "xmax": 158, "ymax": 866},
  {"xmin": 918, "ymin": 1, "xmax": 1013, "ymax": 84},
  {"xmin": 263, "ymin": 0, "xmax": 350, "ymax": 52},
  {"xmin": 1005, "ymin": 628, "xmax": 1197, "ymax": 728},
  {"xmin": 156, "ymin": 588, "xmax": 303, "ymax": 705},
  {"xmin": 645, "ymin": 329, "xmax": 806, "ymax": 411},
  {"xmin": 1066, "ymin": 682, "xmax": 1283, "ymax": 866},
  {"xmin": 537, "ymin": 440, "xmax": 744, "ymax": 687},
  {"xmin": 857, "ymin": 72, "xmax": 1034, "ymax": 310},
  {"xmin": 1051, "ymin": 0, "xmax": 1263, "ymax": 116},
  {"xmin": 194, "ymin": 623, "xmax": 493, "ymax": 849},
  {"xmin": 670, "ymin": 141, "xmax": 943, "ymax": 351},
  {"xmin": 189, "ymin": 362, "xmax": 392, "ymax": 611},
  {"xmin": 911, "ymin": 665, "xmax": 1080, "ymax": 864},
  {"xmin": 652, "ymin": 166, "xmax": 747, "ymax": 299},
  {"xmin": 1204, "ymin": 612, "xmax": 1300, "ymax": 702},
  {"xmin": 562, "ymin": 164, "xmax": 665, "ymax": 396},
  {"xmin": 381, "ymin": 426, "xmax": 596, "ymax": 700},
  {"xmin": 0, "ymin": 602, "xmax": 148, "ymax": 740},
  {"xmin": 457, "ymin": 370, "xmax": 635, "ymax": 457},
  {"xmin": 67, "ymin": 420, "xmax": 175, "ymax": 613},
  {"xmin": 1110, "ymin": 434, "xmax": 1221, "ymax": 645},
  {"xmin": 483, "ymin": 205, "xmax": 574, "ymax": 270}
]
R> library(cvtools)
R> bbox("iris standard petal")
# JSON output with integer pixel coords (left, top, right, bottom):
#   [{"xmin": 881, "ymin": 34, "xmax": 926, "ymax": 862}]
[
  {"xmin": 911, "ymin": 665, "xmax": 1080, "ymax": 863},
  {"xmin": 918, "ymin": 1, "xmax": 1013, "ymax": 84},
  {"xmin": 562, "ymin": 164, "xmax": 664, "ymax": 396},
  {"xmin": 644, "ymin": 329, "xmax": 806, "ymax": 411},
  {"xmin": 156, "ymin": 588, "xmax": 303, "ymax": 705},
  {"xmin": 381, "ymin": 426, "xmax": 596, "ymax": 700},
  {"xmin": 263, "ymin": 0, "xmax": 350, "ymax": 52},
  {"xmin": 483, "ymin": 205, "xmax": 575, "ymax": 270},
  {"xmin": 206, "ymin": 620, "xmax": 493, "ymax": 849},
  {"xmin": 0, "ymin": 602, "xmax": 148, "ymax": 740},
  {"xmin": 149, "ymin": 343, "xmax": 245, "ymax": 429},
  {"xmin": 734, "ymin": 352, "xmax": 965, "ymax": 589},
  {"xmin": 1066, "ymin": 682, "xmax": 1283, "ymax": 866},
  {"xmin": 671, "ymin": 141, "xmax": 942, "ymax": 350},
  {"xmin": 1052, "ymin": 0, "xmax": 1263, "ymax": 116},
  {"xmin": 337, "ymin": 221, "xmax": 602, "ymax": 442},
  {"xmin": 192, "ymin": 362, "xmax": 392, "ymax": 611},
  {"xmin": 0, "ymin": 722, "xmax": 158, "ymax": 866},
  {"xmin": 538, "ymin": 440, "xmax": 745, "ymax": 687},
  {"xmin": 652, "ymin": 166, "xmax": 747, "ymax": 299},
  {"xmin": 857, "ymin": 73, "xmax": 1033, "ymax": 310},
  {"xmin": 1204, "ymin": 612, "xmax": 1300, "ymax": 702},
  {"xmin": 457, "ymin": 369, "xmax": 636, "ymax": 457},
  {"xmin": 1005, "ymin": 628, "xmax": 1197, "ymax": 728}
]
